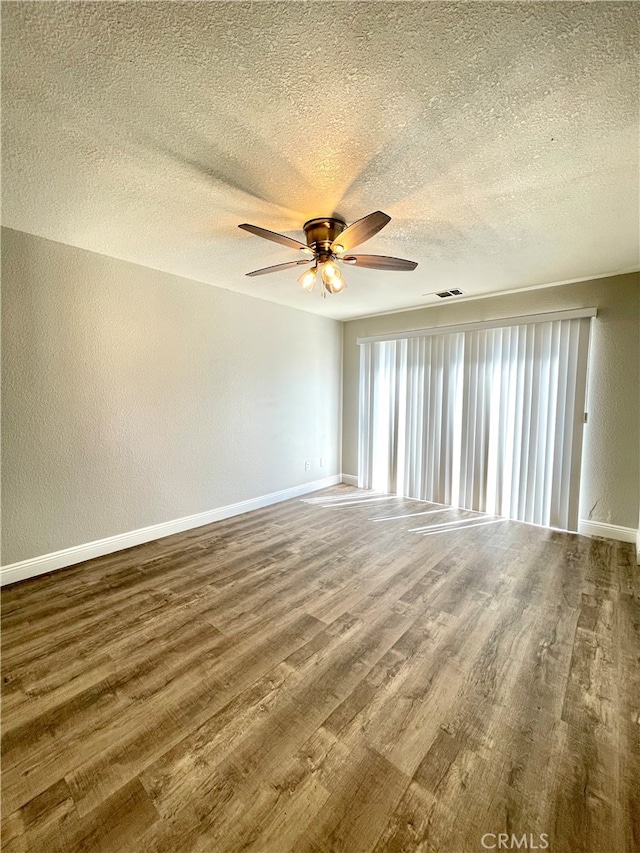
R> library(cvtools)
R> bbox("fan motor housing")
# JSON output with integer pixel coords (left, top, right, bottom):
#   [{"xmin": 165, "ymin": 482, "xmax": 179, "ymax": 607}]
[{"xmin": 303, "ymin": 217, "xmax": 347, "ymax": 259}]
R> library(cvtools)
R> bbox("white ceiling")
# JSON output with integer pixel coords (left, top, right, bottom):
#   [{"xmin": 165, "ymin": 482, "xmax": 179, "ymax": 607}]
[{"xmin": 3, "ymin": 2, "xmax": 639, "ymax": 321}]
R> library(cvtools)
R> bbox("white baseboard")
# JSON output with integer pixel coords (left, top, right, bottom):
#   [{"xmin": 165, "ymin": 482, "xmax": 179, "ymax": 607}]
[
  {"xmin": 0, "ymin": 475, "xmax": 341, "ymax": 587},
  {"xmin": 341, "ymin": 473, "xmax": 359, "ymax": 486},
  {"xmin": 4, "ymin": 479, "xmax": 634, "ymax": 587},
  {"xmin": 577, "ymin": 519, "xmax": 637, "ymax": 544}
]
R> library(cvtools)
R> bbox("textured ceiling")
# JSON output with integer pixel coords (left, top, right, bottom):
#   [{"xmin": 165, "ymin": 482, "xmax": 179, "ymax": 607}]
[{"xmin": 3, "ymin": 2, "xmax": 639, "ymax": 320}]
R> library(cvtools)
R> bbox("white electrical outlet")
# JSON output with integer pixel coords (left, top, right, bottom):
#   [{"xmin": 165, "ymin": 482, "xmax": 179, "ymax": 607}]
[
  {"xmin": 305, "ymin": 460, "xmax": 311, "ymax": 471},
  {"xmin": 320, "ymin": 457, "xmax": 325, "ymax": 468}
]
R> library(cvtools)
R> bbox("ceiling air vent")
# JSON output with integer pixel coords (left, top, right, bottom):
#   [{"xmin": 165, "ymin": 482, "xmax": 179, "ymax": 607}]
[{"xmin": 436, "ymin": 289, "xmax": 464, "ymax": 298}]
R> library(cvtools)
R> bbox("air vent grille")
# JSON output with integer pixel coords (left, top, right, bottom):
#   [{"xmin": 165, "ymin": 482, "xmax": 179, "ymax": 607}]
[{"xmin": 436, "ymin": 289, "xmax": 464, "ymax": 298}]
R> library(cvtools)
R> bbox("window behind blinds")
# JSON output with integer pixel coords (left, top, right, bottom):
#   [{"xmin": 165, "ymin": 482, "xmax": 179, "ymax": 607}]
[{"xmin": 358, "ymin": 314, "xmax": 592, "ymax": 531}]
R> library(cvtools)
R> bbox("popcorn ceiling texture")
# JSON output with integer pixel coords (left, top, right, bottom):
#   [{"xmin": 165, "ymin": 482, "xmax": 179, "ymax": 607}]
[{"xmin": 3, "ymin": 2, "xmax": 638, "ymax": 320}]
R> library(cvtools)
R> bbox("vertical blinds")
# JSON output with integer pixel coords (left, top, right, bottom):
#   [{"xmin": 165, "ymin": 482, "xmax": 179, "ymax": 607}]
[{"xmin": 358, "ymin": 313, "xmax": 593, "ymax": 531}]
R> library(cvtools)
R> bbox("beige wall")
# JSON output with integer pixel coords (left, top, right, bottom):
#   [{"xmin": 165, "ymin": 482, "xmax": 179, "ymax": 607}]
[
  {"xmin": 342, "ymin": 272, "xmax": 640, "ymax": 530},
  {"xmin": 3, "ymin": 227, "xmax": 638, "ymax": 565},
  {"xmin": 1, "ymin": 228, "xmax": 342, "ymax": 564}
]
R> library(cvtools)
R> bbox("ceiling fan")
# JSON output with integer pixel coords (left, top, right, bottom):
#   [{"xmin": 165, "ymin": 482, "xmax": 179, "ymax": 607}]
[{"xmin": 238, "ymin": 211, "xmax": 418, "ymax": 295}]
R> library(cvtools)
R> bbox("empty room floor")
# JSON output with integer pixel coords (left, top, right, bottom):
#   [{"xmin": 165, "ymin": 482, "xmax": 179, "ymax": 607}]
[{"xmin": 1, "ymin": 485, "xmax": 638, "ymax": 853}]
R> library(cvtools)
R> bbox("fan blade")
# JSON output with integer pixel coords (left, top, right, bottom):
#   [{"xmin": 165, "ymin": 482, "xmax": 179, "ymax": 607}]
[
  {"xmin": 331, "ymin": 210, "xmax": 391, "ymax": 252},
  {"xmin": 245, "ymin": 259, "xmax": 312, "ymax": 277},
  {"xmin": 341, "ymin": 254, "xmax": 418, "ymax": 271},
  {"xmin": 239, "ymin": 223, "xmax": 309, "ymax": 252}
]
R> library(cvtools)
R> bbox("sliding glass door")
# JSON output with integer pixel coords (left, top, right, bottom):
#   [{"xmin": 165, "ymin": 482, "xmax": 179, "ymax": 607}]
[{"xmin": 358, "ymin": 313, "xmax": 593, "ymax": 531}]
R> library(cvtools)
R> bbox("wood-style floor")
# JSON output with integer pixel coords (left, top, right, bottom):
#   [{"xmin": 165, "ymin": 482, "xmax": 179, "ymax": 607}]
[{"xmin": 1, "ymin": 486, "xmax": 638, "ymax": 853}]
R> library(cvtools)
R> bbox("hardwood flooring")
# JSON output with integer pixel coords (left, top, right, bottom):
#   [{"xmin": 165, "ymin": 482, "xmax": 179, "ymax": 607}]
[{"xmin": 1, "ymin": 486, "xmax": 638, "ymax": 852}]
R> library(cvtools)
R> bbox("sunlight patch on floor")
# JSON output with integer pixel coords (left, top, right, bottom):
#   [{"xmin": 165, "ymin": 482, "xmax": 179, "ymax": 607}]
[{"xmin": 301, "ymin": 489, "xmax": 510, "ymax": 538}]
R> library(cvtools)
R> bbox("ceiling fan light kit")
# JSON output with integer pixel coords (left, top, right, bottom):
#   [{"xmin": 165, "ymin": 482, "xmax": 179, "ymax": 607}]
[{"xmin": 239, "ymin": 211, "xmax": 418, "ymax": 296}]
